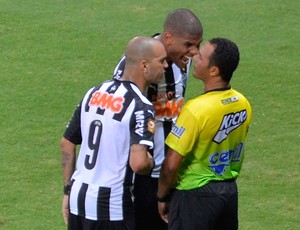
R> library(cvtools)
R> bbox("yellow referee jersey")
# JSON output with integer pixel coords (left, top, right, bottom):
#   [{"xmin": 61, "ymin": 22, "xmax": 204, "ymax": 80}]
[{"xmin": 165, "ymin": 88, "xmax": 252, "ymax": 190}]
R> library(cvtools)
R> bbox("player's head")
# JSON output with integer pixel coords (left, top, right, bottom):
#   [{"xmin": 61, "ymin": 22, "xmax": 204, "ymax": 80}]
[
  {"xmin": 192, "ymin": 38, "xmax": 240, "ymax": 83},
  {"xmin": 162, "ymin": 8, "xmax": 203, "ymax": 69},
  {"xmin": 125, "ymin": 36, "xmax": 168, "ymax": 85},
  {"xmin": 209, "ymin": 38, "xmax": 240, "ymax": 82}
]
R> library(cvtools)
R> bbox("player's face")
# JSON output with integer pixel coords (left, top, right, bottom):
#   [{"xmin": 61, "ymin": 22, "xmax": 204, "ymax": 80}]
[
  {"xmin": 146, "ymin": 44, "xmax": 168, "ymax": 83},
  {"xmin": 192, "ymin": 42, "xmax": 215, "ymax": 80},
  {"xmin": 166, "ymin": 33, "xmax": 202, "ymax": 69}
]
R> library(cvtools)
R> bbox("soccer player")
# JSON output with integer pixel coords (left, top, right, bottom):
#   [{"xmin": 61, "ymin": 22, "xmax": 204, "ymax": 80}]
[
  {"xmin": 60, "ymin": 36, "xmax": 168, "ymax": 230},
  {"xmin": 157, "ymin": 38, "xmax": 252, "ymax": 230},
  {"xmin": 113, "ymin": 9, "xmax": 203, "ymax": 230}
]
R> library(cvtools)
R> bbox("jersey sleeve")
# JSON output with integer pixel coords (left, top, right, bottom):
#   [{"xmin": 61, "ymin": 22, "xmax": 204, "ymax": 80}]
[
  {"xmin": 113, "ymin": 56, "xmax": 126, "ymax": 79},
  {"xmin": 63, "ymin": 102, "xmax": 82, "ymax": 145},
  {"xmin": 130, "ymin": 105, "xmax": 155, "ymax": 149},
  {"xmin": 165, "ymin": 106, "xmax": 198, "ymax": 156}
]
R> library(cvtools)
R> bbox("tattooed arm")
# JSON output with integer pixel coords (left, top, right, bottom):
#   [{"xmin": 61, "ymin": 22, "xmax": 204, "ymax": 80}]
[{"xmin": 60, "ymin": 137, "xmax": 76, "ymax": 224}]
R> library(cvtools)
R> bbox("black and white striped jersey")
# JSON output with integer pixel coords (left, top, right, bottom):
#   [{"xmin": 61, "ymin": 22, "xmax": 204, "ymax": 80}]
[
  {"xmin": 113, "ymin": 34, "xmax": 190, "ymax": 124},
  {"xmin": 113, "ymin": 34, "xmax": 191, "ymax": 177},
  {"xmin": 63, "ymin": 79, "xmax": 155, "ymax": 221}
]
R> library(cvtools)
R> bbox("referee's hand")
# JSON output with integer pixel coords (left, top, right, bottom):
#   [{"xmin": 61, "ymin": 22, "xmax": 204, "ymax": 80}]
[{"xmin": 158, "ymin": 201, "xmax": 169, "ymax": 223}]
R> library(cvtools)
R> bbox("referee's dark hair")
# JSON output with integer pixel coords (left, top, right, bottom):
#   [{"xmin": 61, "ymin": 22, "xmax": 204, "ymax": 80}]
[{"xmin": 208, "ymin": 38, "xmax": 240, "ymax": 83}]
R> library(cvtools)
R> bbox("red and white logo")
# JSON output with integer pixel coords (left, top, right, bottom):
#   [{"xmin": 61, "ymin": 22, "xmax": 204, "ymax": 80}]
[{"xmin": 89, "ymin": 91, "xmax": 124, "ymax": 113}]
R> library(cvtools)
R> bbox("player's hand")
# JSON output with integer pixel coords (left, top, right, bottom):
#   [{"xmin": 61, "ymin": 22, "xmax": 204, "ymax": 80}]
[
  {"xmin": 62, "ymin": 195, "xmax": 69, "ymax": 224},
  {"xmin": 158, "ymin": 201, "xmax": 169, "ymax": 223}
]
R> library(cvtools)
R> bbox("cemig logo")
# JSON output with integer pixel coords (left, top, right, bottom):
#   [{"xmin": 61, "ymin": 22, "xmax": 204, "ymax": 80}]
[
  {"xmin": 89, "ymin": 91, "xmax": 124, "ymax": 113},
  {"xmin": 213, "ymin": 110, "xmax": 247, "ymax": 144},
  {"xmin": 208, "ymin": 143, "xmax": 244, "ymax": 176}
]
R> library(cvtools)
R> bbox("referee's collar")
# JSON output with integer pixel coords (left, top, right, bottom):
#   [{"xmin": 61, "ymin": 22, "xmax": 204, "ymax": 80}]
[{"xmin": 203, "ymin": 86, "xmax": 231, "ymax": 94}]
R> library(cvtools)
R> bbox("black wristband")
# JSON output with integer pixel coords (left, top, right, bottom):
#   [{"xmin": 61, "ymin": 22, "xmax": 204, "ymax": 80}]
[
  {"xmin": 157, "ymin": 194, "xmax": 171, "ymax": 203},
  {"xmin": 64, "ymin": 185, "xmax": 71, "ymax": 195}
]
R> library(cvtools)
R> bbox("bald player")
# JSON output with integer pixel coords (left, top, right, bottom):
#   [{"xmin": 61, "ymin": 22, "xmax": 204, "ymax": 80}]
[{"xmin": 60, "ymin": 36, "xmax": 168, "ymax": 230}]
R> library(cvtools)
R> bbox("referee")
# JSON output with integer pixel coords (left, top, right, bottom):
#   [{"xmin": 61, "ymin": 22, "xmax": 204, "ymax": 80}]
[
  {"xmin": 158, "ymin": 38, "xmax": 252, "ymax": 229},
  {"xmin": 61, "ymin": 36, "xmax": 167, "ymax": 230}
]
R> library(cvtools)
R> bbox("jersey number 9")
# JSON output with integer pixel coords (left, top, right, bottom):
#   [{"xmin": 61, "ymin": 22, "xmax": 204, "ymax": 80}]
[{"xmin": 85, "ymin": 120, "xmax": 102, "ymax": 169}]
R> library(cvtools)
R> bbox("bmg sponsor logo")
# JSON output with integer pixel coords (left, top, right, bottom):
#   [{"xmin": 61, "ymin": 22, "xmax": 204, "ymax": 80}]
[{"xmin": 89, "ymin": 91, "xmax": 124, "ymax": 113}]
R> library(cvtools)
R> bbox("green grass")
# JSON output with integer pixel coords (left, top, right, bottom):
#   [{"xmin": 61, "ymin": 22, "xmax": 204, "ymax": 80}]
[{"xmin": 1, "ymin": 0, "xmax": 299, "ymax": 229}]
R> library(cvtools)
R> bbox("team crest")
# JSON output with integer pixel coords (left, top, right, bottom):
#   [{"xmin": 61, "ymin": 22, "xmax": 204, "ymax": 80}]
[{"xmin": 147, "ymin": 119, "xmax": 155, "ymax": 133}]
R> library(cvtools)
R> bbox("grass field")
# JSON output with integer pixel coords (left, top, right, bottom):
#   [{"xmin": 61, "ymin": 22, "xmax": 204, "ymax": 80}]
[{"xmin": 0, "ymin": 0, "xmax": 299, "ymax": 229}]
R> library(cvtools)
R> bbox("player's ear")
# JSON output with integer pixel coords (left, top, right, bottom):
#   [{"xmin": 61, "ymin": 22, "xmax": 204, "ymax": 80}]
[
  {"xmin": 164, "ymin": 32, "xmax": 173, "ymax": 45},
  {"xmin": 140, "ymin": 60, "xmax": 148, "ymax": 73}
]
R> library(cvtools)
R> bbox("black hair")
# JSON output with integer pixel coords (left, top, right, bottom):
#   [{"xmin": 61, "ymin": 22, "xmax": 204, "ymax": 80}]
[
  {"xmin": 209, "ymin": 38, "xmax": 240, "ymax": 82},
  {"xmin": 164, "ymin": 8, "xmax": 203, "ymax": 37}
]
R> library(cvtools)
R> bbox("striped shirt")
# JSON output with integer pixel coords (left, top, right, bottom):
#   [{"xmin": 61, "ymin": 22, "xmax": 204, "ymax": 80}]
[
  {"xmin": 64, "ymin": 79, "xmax": 155, "ymax": 221},
  {"xmin": 113, "ymin": 34, "xmax": 191, "ymax": 177}
]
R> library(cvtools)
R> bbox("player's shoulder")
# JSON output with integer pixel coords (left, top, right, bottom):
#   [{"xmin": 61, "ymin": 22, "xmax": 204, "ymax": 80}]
[
  {"xmin": 121, "ymin": 81, "xmax": 153, "ymax": 106},
  {"xmin": 85, "ymin": 79, "xmax": 114, "ymax": 93},
  {"xmin": 132, "ymin": 86, "xmax": 153, "ymax": 107}
]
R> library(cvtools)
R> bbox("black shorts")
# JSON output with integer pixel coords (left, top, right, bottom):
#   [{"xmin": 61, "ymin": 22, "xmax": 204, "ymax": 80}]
[
  {"xmin": 133, "ymin": 174, "xmax": 168, "ymax": 230},
  {"xmin": 168, "ymin": 180, "xmax": 238, "ymax": 230},
  {"xmin": 68, "ymin": 213, "xmax": 135, "ymax": 230}
]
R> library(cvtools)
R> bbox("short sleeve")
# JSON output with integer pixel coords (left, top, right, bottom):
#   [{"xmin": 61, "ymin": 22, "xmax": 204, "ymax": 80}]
[
  {"xmin": 63, "ymin": 102, "xmax": 82, "ymax": 145},
  {"xmin": 165, "ymin": 106, "xmax": 198, "ymax": 156},
  {"xmin": 130, "ymin": 106, "xmax": 155, "ymax": 149}
]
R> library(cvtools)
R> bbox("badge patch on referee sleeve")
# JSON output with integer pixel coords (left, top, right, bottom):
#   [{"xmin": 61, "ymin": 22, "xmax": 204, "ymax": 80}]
[
  {"xmin": 171, "ymin": 125, "xmax": 185, "ymax": 138},
  {"xmin": 147, "ymin": 119, "xmax": 155, "ymax": 133}
]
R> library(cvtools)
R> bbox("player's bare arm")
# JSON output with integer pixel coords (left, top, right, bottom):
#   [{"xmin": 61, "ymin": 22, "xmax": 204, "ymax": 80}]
[
  {"xmin": 61, "ymin": 137, "xmax": 76, "ymax": 186},
  {"xmin": 60, "ymin": 137, "xmax": 76, "ymax": 224},
  {"xmin": 130, "ymin": 144, "xmax": 154, "ymax": 175},
  {"xmin": 60, "ymin": 137, "xmax": 77, "ymax": 224}
]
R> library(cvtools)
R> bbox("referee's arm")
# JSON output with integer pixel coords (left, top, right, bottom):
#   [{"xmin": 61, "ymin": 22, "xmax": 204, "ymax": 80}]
[{"xmin": 157, "ymin": 148, "xmax": 183, "ymax": 223}]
